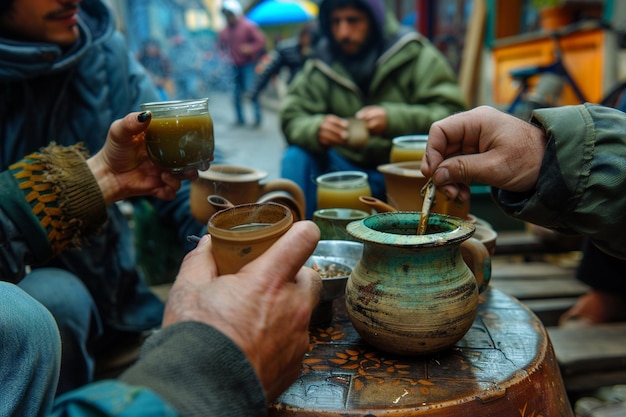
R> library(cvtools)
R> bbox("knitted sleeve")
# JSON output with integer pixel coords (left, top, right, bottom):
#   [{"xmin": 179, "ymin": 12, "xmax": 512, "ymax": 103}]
[{"xmin": 8, "ymin": 142, "xmax": 108, "ymax": 255}]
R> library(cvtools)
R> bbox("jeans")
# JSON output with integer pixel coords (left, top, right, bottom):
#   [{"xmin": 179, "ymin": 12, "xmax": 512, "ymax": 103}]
[
  {"xmin": 173, "ymin": 73, "xmax": 198, "ymax": 100},
  {"xmin": 280, "ymin": 145, "xmax": 386, "ymax": 219},
  {"xmin": 233, "ymin": 63, "xmax": 261, "ymax": 125},
  {"xmin": 0, "ymin": 282, "xmax": 61, "ymax": 417},
  {"xmin": 18, "ymin": 269, "xmax": 102, "ymax": 396}
]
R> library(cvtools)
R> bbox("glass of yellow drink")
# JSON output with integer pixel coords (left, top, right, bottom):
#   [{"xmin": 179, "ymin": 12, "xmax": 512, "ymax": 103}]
[
  {"xmin": 140, "ymin": 98, "xmax": 214, "ymax": 172},
  {"xmin": 316, "ymin": 171, "xmax": 372, "ymax": 212},
  {"xmin": 389, "ymin": 135, "xmax": 428, "ymax": 163}
]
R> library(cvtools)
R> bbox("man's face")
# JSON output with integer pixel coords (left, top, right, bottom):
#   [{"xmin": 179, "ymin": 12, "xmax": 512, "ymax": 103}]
[
  {"xmin": 329, "ymin": 6, "xmax": 370, "ymax": 56},
  {"xmin": 0, "ymin": 0, "xmax": 82, "ymax": 47}
]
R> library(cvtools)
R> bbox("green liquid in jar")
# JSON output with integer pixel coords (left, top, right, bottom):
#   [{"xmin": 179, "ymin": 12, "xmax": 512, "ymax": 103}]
[{"xmin": 145, "ymin": 113, "xmax": 215, "ymax": 171}]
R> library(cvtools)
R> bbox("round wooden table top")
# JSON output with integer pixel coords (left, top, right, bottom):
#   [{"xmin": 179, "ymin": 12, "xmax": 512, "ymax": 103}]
[{"xmin": 269, "ymin": 288, "xmax": 574, "ymax": 416}]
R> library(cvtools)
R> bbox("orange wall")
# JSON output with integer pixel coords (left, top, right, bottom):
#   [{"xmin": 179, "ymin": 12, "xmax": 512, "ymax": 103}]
[{"xmin": 492, "ymin": 28, "xmax": 606, "ymax": 106}]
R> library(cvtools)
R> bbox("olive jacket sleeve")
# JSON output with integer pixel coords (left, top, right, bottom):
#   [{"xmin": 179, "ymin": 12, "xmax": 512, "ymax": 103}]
[{"xmin": 493, "ymin": 103, "xmax": 626, "ymax": 259}]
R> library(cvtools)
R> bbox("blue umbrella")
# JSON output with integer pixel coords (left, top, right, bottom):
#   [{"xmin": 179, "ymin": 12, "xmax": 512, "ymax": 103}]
[
  {"xmin": 247, "ymin": 0, "xmax": 318, "ymax": 26},
  {"xmin": 401, "ymin": 11, "xmax": 417, "ymax": 26}
]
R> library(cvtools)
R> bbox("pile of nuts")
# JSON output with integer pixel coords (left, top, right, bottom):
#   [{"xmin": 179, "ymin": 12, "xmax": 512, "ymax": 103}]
[{"xmin": 311, "ymin": 262, "xmax": 351, "ymax": 279}]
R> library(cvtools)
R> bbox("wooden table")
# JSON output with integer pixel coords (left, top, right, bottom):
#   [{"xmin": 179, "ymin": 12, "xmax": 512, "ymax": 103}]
[{"xmin": 269, "ymin": 288, "xmax": 574, "ymax": 416}]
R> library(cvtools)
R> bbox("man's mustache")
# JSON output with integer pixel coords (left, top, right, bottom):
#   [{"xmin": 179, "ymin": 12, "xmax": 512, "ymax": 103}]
[{"xmin": 339, "ymin": 39, "xmax": 356, "ymax": 48}]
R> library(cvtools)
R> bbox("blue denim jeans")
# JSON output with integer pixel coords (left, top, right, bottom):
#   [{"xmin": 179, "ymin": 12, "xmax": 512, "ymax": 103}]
[
  {"xmin": 0, "ymin": 282, "xmax": 61, "ymax": 417},
  {"xmin": 280, "ymin": 145, "xmax": 386, "ymax": 219},
  {"xmin": 18, "ymin": 268, "xmax": 102, "ymax": 396},
  {"xmin": 233, "ymin": 63, "xmax": 261, "ymax": 125}
]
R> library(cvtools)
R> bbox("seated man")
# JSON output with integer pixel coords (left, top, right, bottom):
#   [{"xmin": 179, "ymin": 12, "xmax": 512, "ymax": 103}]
[
  {"xmin": 279, "ymin": 0, "xmax": 466, "ymax": 218},
  {"xmin": 421, "ymin": 104, "xmax": 626, "ymax": 329},
  {"xmin": 1, "ymin": 111, "xmax": 321, "ymax": 416},
  {"xmin": 0, "ymin": 0, "xmax": 206, "ymax": 393}
]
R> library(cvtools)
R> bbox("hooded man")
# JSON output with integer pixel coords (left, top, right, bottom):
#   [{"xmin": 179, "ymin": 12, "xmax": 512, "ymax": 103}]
[
  {"xmin": 279, "ymin": 0, "xmax": 467, "ymax": 219},
  {"xmin": 0, "ymin": 0, "xmax": 206, "ymax": 395},
  {"xmin": 218, "ymin": 0, "xmax": 266, "ymax": 128}
]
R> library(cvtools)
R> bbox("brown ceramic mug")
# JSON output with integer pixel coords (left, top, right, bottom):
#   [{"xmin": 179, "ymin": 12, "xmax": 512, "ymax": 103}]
[
  {"xmin": 377, "ymin": 161, "xmax": 470, "ymax": 219},
  {"xmin": 207, "ymin": 202, "xmax": 293, "ymax": 275},
  {"xmin": 190, "ymin": 164, "xmax": 305, "ymax": 223}
]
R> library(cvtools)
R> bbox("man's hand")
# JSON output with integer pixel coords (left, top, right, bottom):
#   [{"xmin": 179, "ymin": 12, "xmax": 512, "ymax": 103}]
[
  {"xmin": 421, "ymin": 106, "xmax": 548, "ymax": 201},
  {"xmin": 163, "ymin": 220, "xmax": 322, "ymax": 401},
  {"xmin": 87, "ymin": 112, "xmax": 187, "ymax": 205},
  {"xmin": 318, "ymin": 114, "xmax": 349, "ymax": 147}
]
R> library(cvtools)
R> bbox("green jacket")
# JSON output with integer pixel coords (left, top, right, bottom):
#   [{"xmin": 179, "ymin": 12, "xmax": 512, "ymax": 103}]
[
  {"xmin": 279, "ymin": 13, "xmax": 466, "ymax": 168},
  {"xmin": 494, "ymin": 104, "xmax": 626, "ymax": 259}
]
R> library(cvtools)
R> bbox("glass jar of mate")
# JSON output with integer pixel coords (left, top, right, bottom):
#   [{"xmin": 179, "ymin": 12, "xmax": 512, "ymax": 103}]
[{"xmin": 140, "ymin": 98, "xmax": 214, "ymax": 172}]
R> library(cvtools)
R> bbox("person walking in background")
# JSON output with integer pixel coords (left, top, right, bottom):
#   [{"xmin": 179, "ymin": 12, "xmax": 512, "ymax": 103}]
[
  {"xmin": 137, "ymin": 38, "xmax": 173, "ymax": 100},
  {"xmin": 279, "ymin": 0, "xmax": 466, "ymax": 219},
  {"xmin": 169, "ymin": 34, "xmax": 202, "ymax": 100},
  {"xmin": 218, "ymin": 0, "xmax": 267, "ymax": 128},
  {"xmin": 250, "ymin": 21, "xmax": 318, "ymax": 103}
]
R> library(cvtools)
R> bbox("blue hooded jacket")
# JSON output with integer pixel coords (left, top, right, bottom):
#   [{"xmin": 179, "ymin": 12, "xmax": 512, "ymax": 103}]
[{"xmin": 0, "ymin": 0, "xmax": 203, "ymax": 331}]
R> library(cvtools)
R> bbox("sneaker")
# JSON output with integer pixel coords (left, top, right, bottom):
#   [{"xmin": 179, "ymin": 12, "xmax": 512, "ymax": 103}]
[{"xmin": 559, "ymin": 290, "xmax": 626, "ymax": 327}]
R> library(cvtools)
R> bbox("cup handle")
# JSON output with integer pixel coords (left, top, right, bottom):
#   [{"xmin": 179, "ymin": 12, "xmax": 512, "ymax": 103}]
[
  {"xmin": 460, "ymin": 237, "xmax": 492, "ymax": 293},
  {"xmin": 260, "ymin": 179, "xmax": 306, "ymax": 221}
]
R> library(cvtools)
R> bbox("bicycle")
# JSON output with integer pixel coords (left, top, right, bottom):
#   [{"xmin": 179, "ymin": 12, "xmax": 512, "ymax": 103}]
[{"xmin": 506, "ymin": 33, "xmax": 587, "ymax": 120}]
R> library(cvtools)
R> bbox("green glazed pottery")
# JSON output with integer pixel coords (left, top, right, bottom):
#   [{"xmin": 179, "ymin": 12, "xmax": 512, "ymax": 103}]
[{"xmin": 345, "ymin": 212, "xmax": 491, "ymax": 355}]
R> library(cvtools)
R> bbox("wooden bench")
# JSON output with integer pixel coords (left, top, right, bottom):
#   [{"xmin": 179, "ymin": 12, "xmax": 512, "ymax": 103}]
[
  {"xmin": 549, "ymin": 324, "xmax": 626, "ymax": 394},
  {"xmin": 490, "ymin": 234, "xmax": 587, "ymax": 327},
  {"xmin": 489, "ymin": 233, "xmax": 626, "ymax": 408}
]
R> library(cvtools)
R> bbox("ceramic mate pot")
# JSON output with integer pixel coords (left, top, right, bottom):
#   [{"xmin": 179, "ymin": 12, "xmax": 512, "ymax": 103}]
[
  {"xmin": 377, "ymin": 161, "xmax": 469, "ymax": 219},
  {"xmin": 190, "ymin": 164, "xmax": 305, "ymax": 223},
  {"xmin": 345, "ymin": 212, "xmax": 491, "ymax": 356}
]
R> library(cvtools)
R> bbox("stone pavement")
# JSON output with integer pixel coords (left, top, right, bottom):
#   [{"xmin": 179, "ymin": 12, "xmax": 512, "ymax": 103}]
[{"xmin": 209, "ymin": 91, "xmax": 285, "ymax": 180}]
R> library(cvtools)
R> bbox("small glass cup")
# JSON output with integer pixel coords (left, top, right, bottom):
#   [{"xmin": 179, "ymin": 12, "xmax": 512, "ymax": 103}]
[
  {"xmin": 207, "ymin": 202, "xmax": 293, "ymax": 275},
  {"xmin": 140, "ymin": 98, "xmax": 214, "ymax": 172},
  {"xmin": 313, "ymin": 208, "xmax": 369, "ymax": 241},
  {"xmin": 316, "ymin": 171, "xmax": 372, "ymax": 212},
  {"xmin": 389, "ymin": 134, "xmax": 428, "ymax": 163}
]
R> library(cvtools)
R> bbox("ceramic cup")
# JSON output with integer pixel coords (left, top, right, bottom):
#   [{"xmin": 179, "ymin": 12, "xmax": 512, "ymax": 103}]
[
  {"xmin": 346, "ymin": 118, "xmax": 369, "ymax": 148},
  {"xmin": 377, "ymin": 161, "xmax": 470, "ymax": 219},
  {"xmin": 389, "ymin": 134, "xmax": 428, "ymax": 163},
  {"xmin": 140, "ymin": 98, "xmax": 215, "ymax": 172},
  {"xmin": 313, "ymin": 208, "xmax": 370, "ymax": 241},
  {"xmin": 207, "ymin": 202, "xmax": 293, "ymax": 275},
  {"xmin": 190, "ymin": 164, "xmax": 306, "ymax": 223}
]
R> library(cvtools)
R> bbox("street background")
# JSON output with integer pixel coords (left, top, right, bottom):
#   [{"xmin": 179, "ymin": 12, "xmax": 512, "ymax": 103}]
[{"xmin": 210, "ymin": 91, "xmax": 284, "ymax": 180}]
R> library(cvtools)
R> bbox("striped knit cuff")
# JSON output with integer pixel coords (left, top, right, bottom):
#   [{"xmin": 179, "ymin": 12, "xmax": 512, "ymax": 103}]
[{"xmin": 9, "ymin": 143, "xmax": 107, "ymax": 255}]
